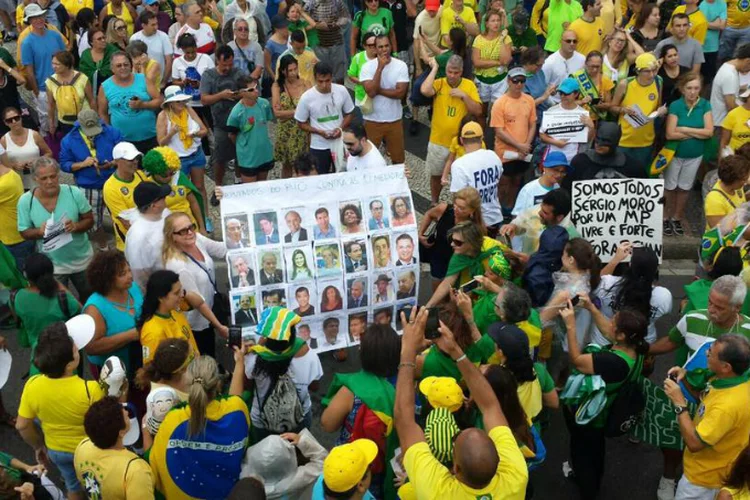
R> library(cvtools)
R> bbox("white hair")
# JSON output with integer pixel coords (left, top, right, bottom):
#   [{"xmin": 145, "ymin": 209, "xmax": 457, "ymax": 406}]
[{"xmin": 712, "ymin": 275, "xmax": 748, "ymax": 307}]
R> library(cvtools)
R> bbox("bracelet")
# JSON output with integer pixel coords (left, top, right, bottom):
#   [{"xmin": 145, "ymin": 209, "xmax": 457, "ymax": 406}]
[
  {"xmin": 398, "ymin": 362, "xmax": 416, "ymax": 370},
  {"xmin": 454, "ymin": 354, "xmax": 467, "ymax": 363}
]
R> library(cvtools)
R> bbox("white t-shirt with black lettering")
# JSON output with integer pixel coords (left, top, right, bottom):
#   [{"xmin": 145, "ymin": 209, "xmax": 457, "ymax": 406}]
[
  {"xmin": 450, "ymin": 149, "xmax": 504, "ymax": 226},
  {"xmin": 294, "ymin": 84, "xmax": 355, "ymax": 151}
]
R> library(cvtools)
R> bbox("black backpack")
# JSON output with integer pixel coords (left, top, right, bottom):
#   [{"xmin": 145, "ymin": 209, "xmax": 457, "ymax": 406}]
[{"xmin": 604, "ymin": 354, "xmax": 645, "ymax": 437}]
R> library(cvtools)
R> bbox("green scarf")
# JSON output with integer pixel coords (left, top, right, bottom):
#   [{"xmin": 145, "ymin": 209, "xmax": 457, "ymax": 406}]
[
  {"xmin": 445, "ymin": 244, "xmax": 501, "ymax": 282},
  {"xmin": 323, "ymin": 371, "xmax": 399, "ymax": 500},
  {"xmin": 572, "ymin": 69, "xmax": 606, "ymax": 120},
  {"xmin": 472, "ymin": 290, "xmax": 499, "ymax": 335},
  {"xmin": 249, "ymin": 337, "xmax": 305, "ymax": 361},
  {"xmin": 685, "ymin": 369, "xmax": 750, "ymax": 393}
]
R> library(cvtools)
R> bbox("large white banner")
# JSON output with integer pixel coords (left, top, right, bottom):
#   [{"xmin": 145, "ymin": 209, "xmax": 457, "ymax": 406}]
[
  {"xmin": 220, "ymin": 166, "xmax": 419, "ymax": 352},
  {"xmin": 571, "ymin": 179, "xmax": 664, "ymax": 262}
]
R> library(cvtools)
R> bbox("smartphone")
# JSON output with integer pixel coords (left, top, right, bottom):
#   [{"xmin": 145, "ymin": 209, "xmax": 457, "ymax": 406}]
[
  {"xmin": 228, "ymin": 326, "xmax": 242, "ymax": 349},
  {"xmin": 668, "ymin": 373, "xmax": 679, "ymax": 382},
  {"xmin": 591, "ymin": 97, "xmax": 601, "ymax": 105},
  {"xmin": 425, "ymin": 307, "xmax": 440, "ymax": 340},
  {"xmin": 570, "ymin": 295, "xmax": 580, "ymax": 307},
  {"xmin": 129, "ymin": 95, "xmax": 138, "ymax": 101},
  {"xmin": 461, "ymin": 279, "xmax": 480, "ymax": 294}
]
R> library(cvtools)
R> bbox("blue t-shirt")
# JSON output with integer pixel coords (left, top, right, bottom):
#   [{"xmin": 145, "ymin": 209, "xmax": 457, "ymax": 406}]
[
  {"xmin": 700, "ymin": 0, "xmax": 727, "ymax": 53},
  {"xmin": 668, "ymin": 96, "xmax": 712, "ymax": 158},
  {"xmin": 20, "ymin": 29, "xmax": 66, "ymax": 91},
  {"xmin": 311, "ymin": 476, "xmax": 376, "ymax": 500},
  {"xmin": 226, "ymin": 98, "xmax": 274, "ymax": 169},
  {"xmin": 101, "ymin": 73, "xmax": 157, "ymax": 142}
]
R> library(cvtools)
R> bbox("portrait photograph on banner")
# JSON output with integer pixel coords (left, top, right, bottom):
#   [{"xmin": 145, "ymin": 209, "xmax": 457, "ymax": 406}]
[
  {"xmin": 315, "ymin": 242, "xmax": 343, "ymax": 278},
  {"xmin": 342, "ymin": 237, "xmax": 369, "ymax": 273},
  {"xmin": 317, "ymin": 313, "xmax": 348, "ymax": 352},
  {"xmin": 365, "ymin": 196, "xmax": 391, "ymax": 230},
  {"xmin": 227, "ymin": 250, "xmax": 256, "ymax": 289},
  {"xmin": 223, "ymin": 213, "xmax": 252, "ymax": 249},
  {"xmin": 346, "ymin": 276, "xmax": 369, "ymax": 309},
  {"xmin": 390, "ymin": 194, "xmax": 417, "ymax": 227},
  {"xmin": 395, "ymin": 299, "xmax": 417, "ymax": 331},
  {"xmin": 319, "ymin": 278, "xmax": 345, "ymax": 313},
  {"xmin": 297, "ymin": 319, "xmax": 320, "ymax": 349},
  {"xmin": 347, "ymin": 312, "xmax": 368, "ymax": 345},
  {"xmin": 288, "ymin": 283, "xmax": 317, "ymax": 317},
  {"xmin": 372, "ymin": 271, "xmax": 396, "ymax": 304},
  {"xmin": 253, "ymin": 210, "xmax": 281, "ymax": 245},
  {"xmin": 393, "ymin": 231, "xmax": 419, "ymax": 266},
  {"xmin": 260, "ymin": 287, "xmax": 287, "ymax": 312},
  {"xmin": 396, "ymin": 266, "xmax": 418, "ymax": 300},
  {"xmin": 312, "ymin": 204, "xmax": 340, "ymax": 240},
  {"xmin": 339, "ymin": 200, "xmax": 366, "ymax": 235},
  {"xmin": 370, "ymin": 233, "xmax": 393, "ymax": 269},
  {"xmin": 230, "ymin": 290, "xmax": 259, "ymax": 329},
  {"xmin": 281, "ymin": 207, "xmax": 311, "ymax": 243},
  {"xmin": 373, "ymin": 305, "xmax": 395, "ymax": 328},
  {"xmin": 257, "ymin": 248, "xmax": 285, "ymax": 285},
  {"xmin": 285, "ymin": 245, "xmax": 315, "ymax": 281}
]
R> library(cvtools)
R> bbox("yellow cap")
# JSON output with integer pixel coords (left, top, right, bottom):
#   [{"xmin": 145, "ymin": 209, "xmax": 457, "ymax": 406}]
[
  {"xmin": 635, "ymin": 53, "xmax": 657, "ymax": 70},
  {"xmin": 419, "ymin": 376, "xmax": 464, "ymax": 413},
  {"xmin": 323, "ymin": 439, "xmax": 378, "ymax": 493},
  {"xmin": 460, "ymin": 121, "xmax": 483, "ymax": 139}
]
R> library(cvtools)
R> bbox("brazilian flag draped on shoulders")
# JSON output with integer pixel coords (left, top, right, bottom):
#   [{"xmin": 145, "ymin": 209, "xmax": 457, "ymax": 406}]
[
  {"xmin": 148, "ymin": 395, "xmax": 250, "ymax": 500},
  {"xmin": 323, "ymin": 370, "xmax": 399, "ymax": 500},
  {"xmin": 140, "ymin": 146, "xmax": 207, "ymax": 223}
]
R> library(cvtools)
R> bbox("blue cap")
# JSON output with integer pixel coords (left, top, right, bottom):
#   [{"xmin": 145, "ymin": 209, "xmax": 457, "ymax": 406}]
[
  {"xmin": 144, "ymin": 0, "xmax": 159, "ymax": 6},
  {"xmin": 543, "ymin": 151, "xmax": 570, "ymax": 169},
  {"xmin": 558, "ymin": 77, "xmax": 579, "ymax": 95}
]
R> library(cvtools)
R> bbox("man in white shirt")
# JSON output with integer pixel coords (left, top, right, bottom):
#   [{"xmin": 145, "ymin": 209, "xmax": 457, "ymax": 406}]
[
  {"xmin": 131, "ymin": 10, "xmax": 173, "ymax": 84},
  {"xmin": 125, "ymin": 182, "xmax": 171, "ymax": 291},
  {"xmin": 710, "ymin": 44, "xmax": 750, "ymax": 127},
  {"xmin": 343, "ymin": 123, "xmax": 387, "ymax": 171},
  {"xmin": 284, "ymin": 210, "xmax": 309, "ymax": 242},
  {"xmin": 295, "ymin": 61, "xmax": 355, "ymax": 174},
  {"xmin": 173, "ymin": 0, "xmax": 216, "ymax": 56},
  {"xmin": 359, "ymin": 34, "xmax": 410, "ymax": 165},
  {"xmin": 542, "ymin": 30, "xmax": 585, "ymax": 104},
  {"xmin": 449, "ymin": 121, "xmax": 504, "ymax": 231}
]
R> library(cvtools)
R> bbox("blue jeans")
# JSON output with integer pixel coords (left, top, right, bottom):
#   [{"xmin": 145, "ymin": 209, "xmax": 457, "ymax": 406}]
[
  {"xmin": 719, "ymin": 26, "xmax": 750, "ymax": 61},
  {"xmin": 5, "ymin": 239, "xmax": 35, "ymax": 274},
  {"xmin": 179, "ymin": 148, "xmax": 207, "ymax": 175},
  {"xmin": 47, "ymin": 449, "xmax": 82, "ymax": 493}
]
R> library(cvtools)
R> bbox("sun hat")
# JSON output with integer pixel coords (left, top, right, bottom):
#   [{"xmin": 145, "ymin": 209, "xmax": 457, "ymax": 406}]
[
  {"xmin": 419, "ymin": 376, "xmax": 464, "ymax": 412},
  {"xmin": 507, "ymin": 67, "xmax": 526, "ymax": 80},
  {"xmin": 65, "ymin": 314, "xmax": 95, "ymax": 349},
  {"xmin": 162, "ymin": 85, "xmax": 191, "ymax": 107},
  {"xmin": 424, "ymin": 408, "xmax": 460, "ymax": 464},
  {"xmin": 256, "ymin": 307, "xmax": 301, "ymax": 341},
  {"xmin": 23, "ymin": 4, "xmax": 47, "ymax": 22},
  {"xmin": 77, "ymin": 109, "xmax": 102, "ymax": 137},
  {"xmin": 323, "ymin": 439, "xmax": 378, "ymax": 493}
]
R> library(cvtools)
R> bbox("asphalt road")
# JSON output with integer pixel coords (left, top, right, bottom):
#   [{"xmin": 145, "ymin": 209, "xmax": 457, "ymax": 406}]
[{"xmin": 0, "ymin": 270, "xmax": 694, "ymax": 500}]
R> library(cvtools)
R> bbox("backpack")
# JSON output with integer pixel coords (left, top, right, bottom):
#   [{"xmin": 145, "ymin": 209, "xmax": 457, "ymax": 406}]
[
  {"xmin": 256, "ymin": 373, "xmax": 304, "ymax": 433},
  {"xmin": 603, "ymin": 352, "xmax": 644, "ymax": 437},
  {"xmin": 48, "ymin": 72, "xmax": 82, "ymax": 123}
]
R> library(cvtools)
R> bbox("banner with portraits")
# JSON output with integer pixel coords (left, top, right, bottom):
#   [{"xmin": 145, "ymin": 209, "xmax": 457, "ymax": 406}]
[{"xmin": 220, "ymin": 166, "xmax": 419, "ymax": 353}]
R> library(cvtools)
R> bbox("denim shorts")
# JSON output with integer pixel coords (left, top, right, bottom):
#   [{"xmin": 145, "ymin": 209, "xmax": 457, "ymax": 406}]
[
  {"xmin": 47, "ymin": 449, "xmax": 82, "ymax": 493},
  {"xmin": 180, "ymin": 148, "xmax": 207, "ymax": 175}
]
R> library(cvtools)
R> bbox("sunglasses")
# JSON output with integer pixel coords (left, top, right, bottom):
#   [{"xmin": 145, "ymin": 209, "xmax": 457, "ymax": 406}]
[
  {"xmin": 449, "ymin": 237, "xmax": 465, "ymax": 247},
  {"xmin": 235, "ymin": 26, "xmax": 249, "ymax": 31},
  {"xmin": 4, "ymin": 115, "xmax": 21, "ymax": 123},
  {"xmin": 510, "ymin": 78, "xmax": 526, "ymax": 84},
  {"xmin": 114, "ymin": 62, "xmax": 131, "ymax": 68},
  {"xmin": 116, "ymin": 25, "xmax": 127, "ymax": 31},
  {"xmin": 242, "ymin": 86, "xmax": 259, "ymax": 92},
  {"xmin": 173, "ymin": 223, "xmax": 197, "ymax": 236},
  {"xmin": 563, "ymin": 39, "xmax": 578, "ymax": 44}
]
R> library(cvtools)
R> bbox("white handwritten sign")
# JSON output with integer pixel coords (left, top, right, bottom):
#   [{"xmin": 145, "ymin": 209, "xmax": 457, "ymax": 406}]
[
  {"xmin": 540, "ymin": 109, "xmax": 589, "ymax": 143},
  {"xmin": 571, "ymin": 179, "xmax": 664, "ymax": 262},
  {"xmin": 219, "ymin": 166, "xmax": 419, "ymax": 352},
  {"xmin": 42, "ymin": 213, "xmax": 73, "ymax": 253}
]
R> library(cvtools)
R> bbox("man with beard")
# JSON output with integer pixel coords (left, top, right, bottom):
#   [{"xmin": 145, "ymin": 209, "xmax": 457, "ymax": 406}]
[{"xmin": 343, "ymin": 123, "xmax": 386, "ymax": 171}]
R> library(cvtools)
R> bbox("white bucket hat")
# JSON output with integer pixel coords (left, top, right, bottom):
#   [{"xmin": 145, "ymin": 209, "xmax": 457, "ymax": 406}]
[{"xmin": 162, "ymin": 85, "xmax": 191, "ymax": 107}]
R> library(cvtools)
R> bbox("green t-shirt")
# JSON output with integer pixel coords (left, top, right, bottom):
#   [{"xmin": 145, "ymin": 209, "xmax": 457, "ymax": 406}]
[
  {"xmin": 288, "ymin": 19, "xmax": 319, "ymax": 48},
  {"xmin": 347, "ymin": 50, "xmax": 374, "ymax": 104},
  {"xmin": 226, "ymin": 98, "xmax": 275, "ymax": 170},
  {"xmin": 668, "ymin": 310, "xmax": 750, "ymax": 365},
  {"xmin": 435, "ymin": 50, "xmax": 455, "ymax": 79},
  {"xmin": 510, "ymin": 27, "xmax": 538, "ymax": 50},
  {"xmin": 353, "ymin": 8, "xmax": 394, "ymax": 46},
  {"xmin": 0, "ymin": 451, "xmax": 22, "ymax": 482},
  {"xmin": 668, "ymin": 97, "xmax": 712, "ymax": 159},
  {"xmin": 421, "ymin": 334, "xmax": 496, "ymax": 381}
]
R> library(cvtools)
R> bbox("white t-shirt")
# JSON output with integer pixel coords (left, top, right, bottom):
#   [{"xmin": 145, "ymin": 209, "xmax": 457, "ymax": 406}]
[
  {"xmin": 124, "ymin": 210, "xmax": 169, "ymax": 292},
  {"xmin": 710, "ymin": 62, "xmax": 740, "ymax": 126},
  {"xmin": 171, "ymin": 53, "xmax": 215, "ymax": 107},
  {"xmin": 542, "ymin": 51, "xmax": 586, "ymax": 104},
  {"xmin": 512, "ymin": 179, "xmax": 557, "ymax": 216},
  {"xmin": 347, "ymin": 141, "xmax": 387, "ymax": 171},
  {"xmin": 173, "ymin": 23, "xmax": 216, "ymax": 56},
  {"xmin": 358, "ymin": 57, "xmax": 410, "ymax": 123},
  {"xmin": 450, "ymin": 148, "xmax": 504, "ymax": 225},
  {"xmin": 130, "ymin": 30, "xmax": 174, "ymax": 81},
  {"xmin": 294, "ymin": 84, "xmax": 355, "ymax": 150},
  {"xmin": 590, "ymin": 274, "xmax": 673, "ymax": 345},
  {"xmin": 540, "ymin": 104, "xmax": 590, "ymax": 162},
  {"xmin": 413, "ymin": 9, "xmax": 442, "ymax": 59}
]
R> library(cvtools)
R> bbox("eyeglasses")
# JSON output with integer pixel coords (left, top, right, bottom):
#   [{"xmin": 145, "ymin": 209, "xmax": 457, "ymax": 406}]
[
  {"xmin": 4, "ymin": 115, "xmax": 21, "ymax": 123},
  {"xmin": 510, "ymin": 78, "xmax": 526, "ymax": 84},
  {"xmin": 365, "ymin": 42, "xmax": 375, "ymax": 47},
  {"xmin": 449, "ymin": 237, "xmax": 465, "ymax": 247},
  {"xmin": 235, "ymin": 26, "xmax": 248, "ymax": 31},
  {"xmin": 114, "ymin": 62, "xmax": 131, "ymax": 68},
  {"xmin": 173, "ymin": 223, "xmax": 197, "ymax": 236},
  {"xmin": 563, "ymin": 39, "xmax": 578, "ymax": 44},
  {"xmin": 93, "ymin": 36, "xmax": 106, "ymax": 42},
  {"xmin": 613, "ymin": 38, "xmax": 626, "ymax": 43}
]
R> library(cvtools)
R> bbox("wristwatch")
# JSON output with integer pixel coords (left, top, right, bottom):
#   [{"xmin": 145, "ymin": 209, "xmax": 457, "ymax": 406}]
[{"xmin": 674, "ymin": 405, "xmax": 688, "ymax": 415}]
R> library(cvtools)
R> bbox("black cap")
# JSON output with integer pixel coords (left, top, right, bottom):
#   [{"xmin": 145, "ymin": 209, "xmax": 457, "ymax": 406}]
[
  {"xmin": 488, "ymin": 322, "xmax": 530, "ymax": 361},
  {"xmin": 134, "ymin": 182, "xmax": 171, "ymax": 209}
]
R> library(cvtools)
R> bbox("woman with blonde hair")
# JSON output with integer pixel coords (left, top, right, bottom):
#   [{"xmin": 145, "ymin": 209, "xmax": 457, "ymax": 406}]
[
  {"xmin": 162, "ymin": 212, "xmax": 228, "ymax": 358},
  {"xmin": 150, "ymin": 354, "xmax": 249, "ymax": 498},
  {"xmin": 419, "ymin": 187, "xmax": 485, "ymax": 287},
  {"xmin": 46, "ymin": 50, "xmax": 95, "ymax": 136},
  {"xmin": 601, "ymin": 28, "xmax": 640, "ymax": 84},
  {"xmin": 105, "ymin": 17, "xmax": 129, "ymax": 51}
]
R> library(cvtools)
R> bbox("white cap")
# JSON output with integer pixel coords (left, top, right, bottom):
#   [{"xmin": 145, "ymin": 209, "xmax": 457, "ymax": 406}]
[
  {"xmin": 112, "ymin": 142, "xmax": 142, "ymax": 161},
  {"xmin": 65, "ymin": 315, "xmax": 95, "ymax": 349},
  {"xmin": 99, "ymin": 356, "xmax": 127, "ymax": 397},
  {"xmin": 122, "ymin": 404, "xmax": 141, "ymax": 447}
]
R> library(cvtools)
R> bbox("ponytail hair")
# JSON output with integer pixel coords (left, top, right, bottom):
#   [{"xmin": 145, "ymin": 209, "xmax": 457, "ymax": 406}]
[
  {"xmin": 566, "ymin": 238, "xmax": 602, "ymax": 291},
  {"xmin": 135, "ymin": 338, "xmax": 191, "ymax": 389},
  {"xmin": 615, "ymin": 308, "xmax": 649, "ymax": 355},
  {"xmin": 186, "ymin": 355, "xmax": 221, "ymax": 437},
  {"xmin": 612, "ymin": 246, "xmax": 658, "ymax": 320},
  {"xmin": 24, "ymin": 253, "xmax": 58, "ymax": 298}
]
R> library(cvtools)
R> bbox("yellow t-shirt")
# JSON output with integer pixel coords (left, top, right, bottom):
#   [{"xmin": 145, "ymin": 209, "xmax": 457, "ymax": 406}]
[
  {"xmin": 105, "ymin": 2, "xmax": 135, "ymax": 37},
  {"xmin": 449, "ymin": 136, "xmax": 486, "ymax": 158},
  {"xmin": 74, "ymin": 438, "xmax": 155, "ymax": 499},
  {"xmin": 683, "ymin": 381, "xmax": 750, "ymax": 488},
  {"xmin": 442, "ymin": 0, "xmax": 477, "ymax": 11},
  {"xmin": 18, "ymin": 375, "xmax": 104, "ymax": 453},
  {"xmin": 670, "ymin": 6, "xmax": 709, "ymax": 44},
  {"xmin": 140, "ymin": 309, "xmax": 199, "ymax": 365},
  {"xmin": 517, "ymin": 378, "xmax": 543, "ymax": 421},
  {"xmin": 618, "ymin": 77, "xmax": 659, "ymax": 147},
  {"xmin": 203, "ymin": 15, "xmax": 219, "ymax": 30},
  {"xmin": 163, "ymin": 180, "xmax": 197, "ymax": 226},
  {"xmin": 403, "ymin": 426, "xmax": 528, "ymax": 500},
  {"xmin": 458, "ymin": 236, "xmax": 503, "ymax": 285},
  {"xmin": 722, "ymin": 487, "xmax": 750, "ymax": 500},
  {"xmin": 102, "ymin": 172, "xmax": 144, "ymax": 251},
  {"xmin": 277, "ymin": 49, "xmax": 317, "ymax": 83},
  {"xmin": 568, "ymin": 17, "xmax": 605, "ymax": 55},
  {"xmin": 0, "ymin": 169, "xmax": 24, "ymax": 246},
  {"xmin": 530, "ymin": 0, "xmax": 549, "ymax": 36},
  {"xmin": 727, "ymin": 0, "xmax": 750, "ymax": 28},
  {"xmin": 704, "ymin": 181, "xmax": 746, "ymax": 229},
  {"xmin": 472, "ymin": 34, "xmax": 512, "ymax": 82},
  {"xmin": 62, "ymin": 0, "xmax": 94, "ymax": 17},
  {"xmin": 440, "ymin": 4, "xmax": 477, "ymax": 37},
  {"xmin": 430, "ymin": 78, "xmax": 481, "ymax": 147},
  {"xmin": 722, "ymin": 105, "xmax": 750, "ymax": 152}
]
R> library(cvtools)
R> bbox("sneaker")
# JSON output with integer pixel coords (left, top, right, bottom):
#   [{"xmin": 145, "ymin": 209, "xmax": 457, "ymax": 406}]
[
  {"xmin": 656, "ymin": 477, "xmax": 675, "ymax": 500},
  {"xmin": 210, "ymin": 193, "xmax": 220, "ymax": 207},
  {"xmin": 663, "ymin": 219, "xmax": 673, "ymax": 237},
  {"xmin": 227, "ymin": 159, "xmax": 236, "ymax": 171},
  {"xmin": 671, "ymin": 219, "xmax": 685, "ymax": 236}
]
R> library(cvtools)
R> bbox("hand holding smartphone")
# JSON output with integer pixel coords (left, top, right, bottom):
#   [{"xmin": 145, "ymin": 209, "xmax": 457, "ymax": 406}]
[{"xmin": 228, "ymin": 326, "xmax": 242, "ymax": 349}]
